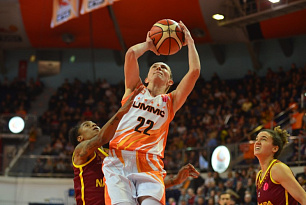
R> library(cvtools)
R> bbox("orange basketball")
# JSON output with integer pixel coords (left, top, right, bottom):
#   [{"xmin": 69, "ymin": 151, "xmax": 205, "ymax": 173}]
[{"xmin": 149, "ymin": 19, "xmax": 184, "ymax": 56}]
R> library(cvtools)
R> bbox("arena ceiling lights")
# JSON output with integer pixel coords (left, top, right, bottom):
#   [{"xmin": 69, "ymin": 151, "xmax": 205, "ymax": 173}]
[
  {"xmin": 212, "ymin": 14, "xmax": 224, "ymax": 20},
  {"xmin": 269, "ymin": 0, "xmax": 280, "ymax": 3}
]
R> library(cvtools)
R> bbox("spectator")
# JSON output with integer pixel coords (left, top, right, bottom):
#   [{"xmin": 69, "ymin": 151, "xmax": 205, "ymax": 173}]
[
  {"xmin": 218, "ymin": 192, "xmax": 230, "ymax": 205},
  {"xmin": 168, "ymin": 197, "xmax": 176, "ymax": 205},
  {"xmin": 244, "ymin": 191, "xmax": 256, "ymax": 205},
  {"xmin": 194, "ymin": 196, "xmax": 205, "ymax": 205},
  {"xmin": 245, "ymin": 178, "xmax": 256, "ymax": 203},
  {"xmin": 187, "ymin": 188, "xmax": 196, "ymax": 205},
  {"xmin": 206, "ymin": 197, "xmax": 215, "ymax": 205},
  {"xmin": 295, "ymin": 166, "xmax": 306, "ymax": 184},
  {"xmin": 193, "ymin": 187, "xmax": 205, "ymax": 205},
  {"xmin": 28, "ymin": 125, "xmax": 38, "ymax": 151},
  {"xmin": 178, "ymin": 188, "xmax": 188, "ymax": 205},
  {"xmin": 199, "ymin": 150, "xmax": 209, "ymax": 171},
  {"xmin": 290, "ymin": 108, "xmax": 305, "ymax": 136},
  {"xmin": 204, "ymin": 171, "xmax": 215, "ymax": 188},
  {"xmin": 235, "ymin": 181, "xmax": 245, "ymax": 204}
]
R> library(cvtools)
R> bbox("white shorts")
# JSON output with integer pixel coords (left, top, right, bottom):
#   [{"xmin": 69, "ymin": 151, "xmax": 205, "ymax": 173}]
[{"xmin": 102, "ymin": 149, "xmax": 167, "ymax": 205}]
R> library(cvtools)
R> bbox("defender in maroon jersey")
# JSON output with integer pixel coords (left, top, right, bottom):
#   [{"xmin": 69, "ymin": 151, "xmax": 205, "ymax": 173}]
[
  {"xmin": 73, "ymin": 148, "xmax": 105, "ymax": 205},
  {"xmin": 69, "ymin": 86, "xmax": 143, "ymax": 205},
  {"xmin": 254, "ymin": 126, "xmax": 306, "ymax": 205}
]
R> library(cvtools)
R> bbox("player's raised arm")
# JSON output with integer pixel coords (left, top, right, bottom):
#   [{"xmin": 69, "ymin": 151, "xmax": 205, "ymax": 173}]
[
  {"xmin": 171, "ymin": 21, "xmax": 201, "ymax": 113},
  {"xmin": 123, "ymin": 32, "xmax": 159, "ymax": 99}
]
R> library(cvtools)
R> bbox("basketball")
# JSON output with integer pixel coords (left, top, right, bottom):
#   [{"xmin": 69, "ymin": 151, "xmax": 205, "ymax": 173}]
[{"xmin": 149, "ymin": 19, "xmax": 185, "ymax": 55}]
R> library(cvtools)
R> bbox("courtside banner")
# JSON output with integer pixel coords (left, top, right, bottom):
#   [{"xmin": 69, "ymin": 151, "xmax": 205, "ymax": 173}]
[
  {"xmin": 51, "ymin": 0, "xmax": 79, "ymax": 28},
  {"xmin": 80, "ymin": 0, "xmax": 115, "ymax": 15}
]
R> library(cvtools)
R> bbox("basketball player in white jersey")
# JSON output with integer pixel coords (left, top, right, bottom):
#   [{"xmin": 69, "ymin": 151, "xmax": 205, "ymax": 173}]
[{"xmin": 102, "ymin": 21, "xmax": 201, "ymax": 205}]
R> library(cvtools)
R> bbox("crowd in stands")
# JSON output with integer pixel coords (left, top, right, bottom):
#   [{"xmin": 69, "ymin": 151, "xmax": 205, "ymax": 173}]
[
  {"xmin": 1, "ymin": 62, "xmax": 305, "ymax": 204},
  {"xmin": 166, "ymin": 167, "xmax": 259, "ymax": 205},
  {"xmin": 32, "ymin": 78, "xmax": 124, "ymax": 175},
  {"xmin": 37, "ymin": 63, "xmax": 305, "ymax": 173},
  {"xmin": 29, "ymin": 62, "xmax": 305, "ymax": 198},
  {"xmin": 0, "ymin": 76, "xmax": 44, "ymax": 115}
]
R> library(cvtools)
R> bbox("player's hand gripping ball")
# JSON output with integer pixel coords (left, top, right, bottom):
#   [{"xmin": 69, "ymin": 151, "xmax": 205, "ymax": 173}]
[{"xmin": 149, "ymin": 19, "xmax": 185, "ymax": 55}]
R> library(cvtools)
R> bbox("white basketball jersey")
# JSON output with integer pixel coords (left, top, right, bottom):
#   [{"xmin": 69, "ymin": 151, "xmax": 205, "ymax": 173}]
[{"xmin": 109, "ymin": 87, "xmax": 174, "ymax": 157}]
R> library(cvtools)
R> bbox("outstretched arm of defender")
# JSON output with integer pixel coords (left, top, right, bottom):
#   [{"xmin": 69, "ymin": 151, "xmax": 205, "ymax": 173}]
[
  {"xmin": 164, "ymin": 163, "xmax": 200, "ymax": 189},
  {"xmin": 76, "ymin": 86, "xmax": 144, "ymax": 159},
  {"xmin": 172, "ymin": 21, "xmax": 201, "ymax": 113}
]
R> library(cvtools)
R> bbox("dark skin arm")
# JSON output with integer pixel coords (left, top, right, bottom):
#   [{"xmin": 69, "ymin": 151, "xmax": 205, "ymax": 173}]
[
  {"xmin": 74, "ymin": 85, "xmax": 143, "ymax": 164},
  {"xmin": 164, "ymin": 163, "xmax": 200, "ymax": 189},
  {"xmin": 139, "ymin": 163, "xmax": 199, "ymax": 204}
]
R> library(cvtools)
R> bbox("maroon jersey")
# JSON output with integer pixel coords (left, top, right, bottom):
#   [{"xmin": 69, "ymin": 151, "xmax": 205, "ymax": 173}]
[
  {"xmin": 73, "ymin": 151, "xmax": 105, "ymax": 205},
  {"xmin": 256, "ymin": 159, "xmax": 298, "ymax": 205}
]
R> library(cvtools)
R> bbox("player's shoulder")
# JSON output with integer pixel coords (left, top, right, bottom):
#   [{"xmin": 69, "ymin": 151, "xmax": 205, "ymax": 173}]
[
  {"xmin": 272, "ymin": 160, "xmax": 290, "ymax": 171},
  {"xmin": 271, "ymin": 161, "xmax": 292, "ymax": 182},
  {"xmin": 123, "ymin": 84, "xmax": 145, "ymax": 100},
  {"xmin": 73, "ymin": 141, "xmax": 86, "ymax": 156},
  {"xmin": 165, "ymin": 91, "xmax": 173, "ymax": 100}
]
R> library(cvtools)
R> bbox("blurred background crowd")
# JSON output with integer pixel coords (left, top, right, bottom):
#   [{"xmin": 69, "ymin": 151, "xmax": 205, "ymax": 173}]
[{"xmin": 0, "ymin": 62, "xmax": 305, "ymax": 205}]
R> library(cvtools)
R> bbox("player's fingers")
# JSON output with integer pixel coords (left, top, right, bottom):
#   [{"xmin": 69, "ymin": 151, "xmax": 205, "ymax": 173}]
[
  {"xmin": 183, "ymin": 164, "xmax": 190, "ymax": 171},
  {"xmin": 187, "ymin": 163, "xmax": 200, "ymax": 175},
  {"xmin": 191, "ymin": 169, "xmax": 200, "ymax": 176},
  {"xmin": 189, "ymin": 164, "xmax": 197, "ymax": 171},
  {"xmin": 189, "ymin": 173, "xmax": 199, "ymax": 178},
  {"xmin": 179, "ymin": 21, "xmax": 189, "ymax": 32},
  {"xmin": 146, "ymin": 31, "xmax": 160, "ymax": 55},
  {"xmin": 146, "ymin": 31, "xmax": 151, "ymax": 41},
  {"xmin": 187, "ymin": 163, "xmax": 195, "ymax": 169},
  {"xmin": 179, "ymin": 21, "xmax": 185, "ymax": 28},
  {"xmin": 179, "ymin": 24, "xmax": 188, "ymax": 46},
  {"xmin": 189, "ymin": 166, "xmax": 199, "ymax": 173}
]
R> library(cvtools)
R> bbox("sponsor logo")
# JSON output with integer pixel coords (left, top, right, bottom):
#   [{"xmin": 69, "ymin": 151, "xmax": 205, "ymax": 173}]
[
  {"xmin": 88, "ymin": 0, "xmax": 105, "ymax": 9},
  {"xmin": 132, "ymin": 101, "xmax": 165, "ymax": 117},
  {"xmin": 57, "ymin": 10, "xmax": 71, "ymax": 22},
  {"xmin": 263, "ymin": 182, "xmax": 269, "ymax": 191}
]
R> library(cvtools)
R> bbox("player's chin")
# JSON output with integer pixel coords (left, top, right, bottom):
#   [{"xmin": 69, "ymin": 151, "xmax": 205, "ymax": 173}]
[
  {"xmin": 253, "ymin": 150, "xmax": 261, "ymax": 157},
  {"xmin": 152, "ymin": 75, "xmax": 164, "ymax": 82}
]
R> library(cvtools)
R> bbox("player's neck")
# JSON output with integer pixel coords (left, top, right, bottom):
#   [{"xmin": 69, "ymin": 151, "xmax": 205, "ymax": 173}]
[
  {"xmin": 259, "ymin": 156, "xmax": 275, "ymax": 174},
  {"xmin": 147, "ymin": 84, "xmax": 166, "ymax": 97}
]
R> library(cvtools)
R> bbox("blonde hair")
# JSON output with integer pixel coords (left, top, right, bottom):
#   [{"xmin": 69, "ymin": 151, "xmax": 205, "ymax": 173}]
[{"xmin": 261, "ymin": 126, "xmax": 289, "ymax": 158}]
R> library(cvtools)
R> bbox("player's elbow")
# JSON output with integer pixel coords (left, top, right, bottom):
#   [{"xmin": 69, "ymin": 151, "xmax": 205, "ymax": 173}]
[
  {"xmin": 190, "ymin": 68, "xmax": 200, "ymax": 79},
  {"xmin": 125, "ymin": 48, "xmax": 137, "ymax": 61}
]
